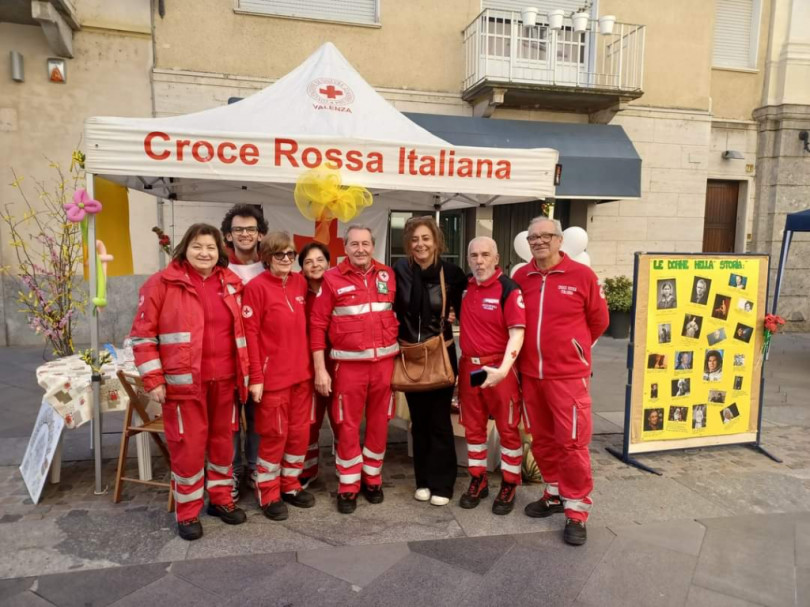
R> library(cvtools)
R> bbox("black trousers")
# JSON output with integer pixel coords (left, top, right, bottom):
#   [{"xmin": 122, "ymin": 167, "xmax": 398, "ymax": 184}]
[{"xmin": 405, "ymin": 346, "xmax": 458, "ymax": 499}]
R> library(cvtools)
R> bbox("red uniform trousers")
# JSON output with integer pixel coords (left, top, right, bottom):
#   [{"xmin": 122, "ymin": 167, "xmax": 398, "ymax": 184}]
[
  {"xmin": 332, "ymin": 358, "xmax": 395, "ymax": 494},
  {"xmin": 458, "ymin": 357, "xmax": 523, "ymax": 485},
  {"xmin": 303, "ymin": 359, "xmax": 335, "ymax": 479},
  {"xmin": 254, "ymin": 380, "xmax": 313, "ymax": 506},
  {"xmin": 522, "ymin": 375, "xmax": 594, "ymax": 522},
  {"xmin": 162, "ymin": 378, "xmax": 237, "ymax": 522}
]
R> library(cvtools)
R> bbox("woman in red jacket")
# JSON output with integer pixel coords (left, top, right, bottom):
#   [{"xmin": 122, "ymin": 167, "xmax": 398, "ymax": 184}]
[
  {"xmin": 130, "ymin": 223, "xmax": 250, "ymax": 541},
  {"xmin": 242, "ymin": 231, "xmax": 314, "ymax": 520}
]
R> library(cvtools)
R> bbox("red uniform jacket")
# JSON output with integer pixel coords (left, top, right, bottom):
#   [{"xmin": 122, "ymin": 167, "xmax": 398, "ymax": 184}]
[
  {"xmin": 512, "ymin": 253, "xmax": 609, "ymax": 380},
  {"xmin": 242, "ymin": 271, "xmax": 312, "ymax": 391},
  {"xmin": 460, "ymin": 269, "xmax": 526, "ymax": 357},
  {"xmin": 310, "ymin": 259, "xmax": 399, "ymax": 361},
  {"xmin": 130, "ymin": 261, "xmax": 249, "ymax": 401}
]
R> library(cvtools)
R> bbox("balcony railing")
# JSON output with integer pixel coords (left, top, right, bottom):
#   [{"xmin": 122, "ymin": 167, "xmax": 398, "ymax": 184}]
[{"xmin": 463, "ymin": 9, "xmax": 645, "ymax": 95}]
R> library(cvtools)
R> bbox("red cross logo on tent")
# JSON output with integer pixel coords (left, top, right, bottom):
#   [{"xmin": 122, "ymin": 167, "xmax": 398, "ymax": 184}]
[
  {"xmin": 307, "ymin": 78, "xmax": 355, "ymax": 108},
  {"xmin": 319, "ymin": 85, "xmax": 343, "ymax": 100}
]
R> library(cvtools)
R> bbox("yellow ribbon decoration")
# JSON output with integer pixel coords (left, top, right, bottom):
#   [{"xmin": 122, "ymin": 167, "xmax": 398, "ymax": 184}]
[{"xmin": 294, "ymin": 165, "xmax": 373, "ymax": 223}]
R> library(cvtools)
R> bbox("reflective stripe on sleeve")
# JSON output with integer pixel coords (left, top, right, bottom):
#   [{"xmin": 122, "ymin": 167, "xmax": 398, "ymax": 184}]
[
  {"xmin": 159, "ymin": 332, "xmax": 191, "ymax": 344},
  {"xmin": 130, "ymin": 336, "xmax": 158, "ymax": 346},
  {"xmin": 137, "ymin": 358, "xmax": 162, "ymax": 375},
  {"xmin": 165, "ymin": 373, "xmax": 193, "ymax": 385},
  {"xmin": 376, "ymin": 343, "xmax": 400, "ymax": 357}
]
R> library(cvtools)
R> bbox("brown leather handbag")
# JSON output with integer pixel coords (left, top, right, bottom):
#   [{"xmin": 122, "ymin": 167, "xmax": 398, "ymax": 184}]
[{"xmin": 391, "ymin": 268, "xmax": 455, "ymax": 393}]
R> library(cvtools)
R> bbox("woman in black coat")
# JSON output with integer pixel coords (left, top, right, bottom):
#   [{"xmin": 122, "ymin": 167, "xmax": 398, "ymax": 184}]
[{"xmin": 393, "ymin": 216, "xmax": 466, "ymax": 505}]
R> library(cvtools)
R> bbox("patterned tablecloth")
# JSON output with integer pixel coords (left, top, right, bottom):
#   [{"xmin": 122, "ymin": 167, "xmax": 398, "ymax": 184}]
[{"xmin": 36, "ymin": 356, "xmax": 139, "ymax": 429}]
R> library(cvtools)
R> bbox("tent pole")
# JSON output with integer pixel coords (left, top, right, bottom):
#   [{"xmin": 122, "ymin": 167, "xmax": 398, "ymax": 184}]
[
  {"xmin": 433, "ymin": 195, "xmax": 441, "ymax": 223},
  {"xmin": 772, "ymin": 228, "xmax": 792, "ymax": 315},
  {"xmin": 86, "ymin": 174, "xmax": 105, "ymax": 495}
]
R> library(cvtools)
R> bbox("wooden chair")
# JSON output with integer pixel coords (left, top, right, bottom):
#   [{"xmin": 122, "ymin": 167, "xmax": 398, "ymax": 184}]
[{"xmin": 114, "ymin": 371, "xmax": 174, "ymax": 512}]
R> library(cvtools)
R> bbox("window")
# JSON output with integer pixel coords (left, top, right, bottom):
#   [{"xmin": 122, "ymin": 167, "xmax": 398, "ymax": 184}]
[
  {"xmin": 388, "ymin": 211, "xmax": 465, "ymax": 269},
  {"xmin": 712, "ymin": 0, "xmax": 761, "ymax": 69},
  {"xmin": 235, "ymin": 0, "xmax": 379, "ymax": 26}
]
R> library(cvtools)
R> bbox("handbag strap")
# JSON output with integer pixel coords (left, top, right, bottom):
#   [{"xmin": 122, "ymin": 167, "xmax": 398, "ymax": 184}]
[{"xmin": 439, "ymin": 266, "xmax": 447, "ymax": 333}]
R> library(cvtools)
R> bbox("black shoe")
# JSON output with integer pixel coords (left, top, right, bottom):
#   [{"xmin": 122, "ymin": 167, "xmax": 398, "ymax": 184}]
[
  {"xmin": 262, "ymin": 500, "xmax": 289, "ymax": 521},
  {"xmin": 459, "ymin": 475, "xmax": 489, "ymax": 509},
  {"xmin": 337, "ymin": 492, "xmax": 357, "ymax": 514},
  {"xmin": 564, "ymin": 518, "xmax": 587, "ymax": 546},
  {"xmin": 282, "ymin": 489, "xmax": 315, "ymax": 508},
  {"xmin": 492, "ymin": 482, "xmax": 517, "ymax": 516},
  {"xmin": 362, "ymin": 484, "xmax": 384, "ymax": 504},
  {"xmin": 524, "ymin": 496, "xmax": 564, "ymax": 518},
  {"xmin": 206, "ymin": 502, "xmax": 247, "ymax": 525},
  {"xmin": 177, "ymin": 517, "xmax": 203, "ymax": 541}
]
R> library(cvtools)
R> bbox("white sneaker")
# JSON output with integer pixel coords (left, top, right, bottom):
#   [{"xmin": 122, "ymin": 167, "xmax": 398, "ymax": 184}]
[
  {"xmin": 414, "ymin": 488, "xmax": 431, "ymax": 502},
  {"xmin": 430, "ymin": 495, "xmax": 450, "ymax": 506}
]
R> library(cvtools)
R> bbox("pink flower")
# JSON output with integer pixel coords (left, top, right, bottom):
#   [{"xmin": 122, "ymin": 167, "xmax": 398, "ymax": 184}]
[{"xmin": 64, "ymin": 189, "xmax": 102, "ymax": 223}]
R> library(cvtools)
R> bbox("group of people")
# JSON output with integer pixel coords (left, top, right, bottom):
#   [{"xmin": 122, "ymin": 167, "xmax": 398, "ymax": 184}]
[{"xmin": 129, "ymin": 206, "xmax": 609, "ymax": 547}]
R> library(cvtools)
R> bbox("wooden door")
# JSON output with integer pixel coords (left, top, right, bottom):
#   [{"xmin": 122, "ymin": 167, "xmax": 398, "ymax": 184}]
[{"xmin": 703, "ymin": 181, "xmax": 739, "ymax": 252}]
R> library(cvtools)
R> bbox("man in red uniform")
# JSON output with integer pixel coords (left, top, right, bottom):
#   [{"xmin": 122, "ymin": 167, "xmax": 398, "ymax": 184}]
[
  {"xmin": 458, "ymin": 237, "xmax": 525, "ymax": 515},
  {"xmin": 513, "ymin": 217, "xmax": 608, "ymax": 546},
  {"xmin": 310, "ymin": 225, "xmax": 399, "ymax": 514},
  {"xmin": 221, "ymin": 204, "xmax": 268, "ymax": 501}
]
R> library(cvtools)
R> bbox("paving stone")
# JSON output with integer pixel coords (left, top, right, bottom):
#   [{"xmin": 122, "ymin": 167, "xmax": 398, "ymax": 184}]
[
  {"xmin": 693, "ymin": 513, "xmax": 805, "ymax": 607},
  {"xmin": 797, "ymin": 567, "xmax": 809, "ymax": 607},
  {"xmin": 297, "ymin": 542, "xmax": 410, "ymax": 587},
  {"xmin": 107, "ymin": 574, "xmax": 218, "ymax": 607},
  {"xmin": 34, "ymin": 562, "xmax": 168, "ymax": 607},
  {"xmin": 3, "ymin": 591, "xmax": 55, "ymax": 607},
  {"xmin": 795, "ymin": 521, "xmax": 810, "ymax": 568},
  {"xmin": 222, "ymin": 561, "xmax": 355, "ymax": 607},
  {"xmin": 355, "ymin": 551, "xmax": 480, "ymax": 607},
  {"xmin": 684, "ymin": 585, "xmax": 765, "ymax": 606},
  {"xmin": 170, "ymin": 552, "xmax": 294, "ymax": 598},
  {"xmin": 409, "ymin": 534, "xmax": 515, "ymax": 575},
  {"xmin": 607, "ymin": 519, "xmax": 706, "ymax": 556},
  {"xmin": 0, "ymin": 578, "xmax": 34, "ymax": 602},
  {"xmin": 573, "ymin": 535, "xmax": 697, "ymax": 607}
]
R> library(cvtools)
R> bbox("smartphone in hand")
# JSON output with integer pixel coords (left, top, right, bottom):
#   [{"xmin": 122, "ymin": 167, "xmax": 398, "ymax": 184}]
[{"xmin": 470, "ymin": 369, "xmax": 487, "ymax": 387}]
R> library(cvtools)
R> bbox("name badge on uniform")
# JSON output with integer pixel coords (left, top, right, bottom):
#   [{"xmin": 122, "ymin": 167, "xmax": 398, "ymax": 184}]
[{"xmin": 377, "ymin": 280, "xmax": 389, "ymax": 295}]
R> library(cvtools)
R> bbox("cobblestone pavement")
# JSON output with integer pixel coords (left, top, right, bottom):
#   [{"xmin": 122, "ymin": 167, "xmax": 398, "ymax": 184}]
[{"xmin": 1, "ymin": 335, "xmax": 808, "ymax": 605}]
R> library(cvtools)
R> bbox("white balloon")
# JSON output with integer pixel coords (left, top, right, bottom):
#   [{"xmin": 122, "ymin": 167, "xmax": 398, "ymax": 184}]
[
  {"xmin": 513, "ymin": 231, "xmax": 532, "ymax": 262},
  {"xmin": 573, "ymin": 251, "xmax": 591, "ymax": 267},
  {"xmin": 561, "ymin": 227, "xmax": 588, "ymax": 257},
  {"xmin": 510, "ymin": 262, "xmax": 528, "ymax": 277}
]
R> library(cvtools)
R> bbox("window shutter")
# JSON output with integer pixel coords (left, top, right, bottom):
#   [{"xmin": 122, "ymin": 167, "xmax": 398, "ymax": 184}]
[
  {"xmin": 713, "ymin": 0, "xmax": 755, "ymax": 68},
  {"xmin": 237, "ymin": 0, "xmax": 378, "ymax": 25}
]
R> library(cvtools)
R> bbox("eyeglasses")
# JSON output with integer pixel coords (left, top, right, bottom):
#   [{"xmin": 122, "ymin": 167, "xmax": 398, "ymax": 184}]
[
  {"xmin": 272, "ymin": 251, "xmax": 296, "ymax": 261},
  {"xmin": 527, "ymin": 232, "xmax": 559, "ymax": 243},
  {"xmin": 231, "ymin": 226, "xmax": 258, "ymax": 234}
]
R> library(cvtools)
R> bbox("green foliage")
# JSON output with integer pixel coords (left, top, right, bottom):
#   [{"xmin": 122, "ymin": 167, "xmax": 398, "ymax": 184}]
[{"xmin": 603, "ymin": 275, "xmax": 633, "ymax": 312}]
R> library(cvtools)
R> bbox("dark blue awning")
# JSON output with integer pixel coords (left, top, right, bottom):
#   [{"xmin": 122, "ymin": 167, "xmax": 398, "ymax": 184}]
[
  {"xmin": 785, "ymin": 209, "xmax": 810, "ymax": 232},
  {"xmin": 404, "ymin": 113, "xmax": 641, "ymax": 200}
]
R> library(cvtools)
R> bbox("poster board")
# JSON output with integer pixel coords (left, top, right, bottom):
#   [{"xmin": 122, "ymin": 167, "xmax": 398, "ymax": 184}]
[
  {"xmin": 20, "ymin": 400, "xmax": 66, "ymax": 504},
  {"xmin": 626, "ymin": 253, "xmax": 769, "ymax": 455}
]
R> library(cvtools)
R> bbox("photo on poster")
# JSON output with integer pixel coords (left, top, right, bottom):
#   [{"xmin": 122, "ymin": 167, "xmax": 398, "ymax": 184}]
[
  {"xmin": 708, "ymin": 389, "xmax": 726, "ymax": 403},
  {"xmin": 707, "ymin": 327, "xmax": 727, "ymax": 346},
  {"xmin": 658, "ymin": 323, "xmax": 672, "ymax": 344},
  {"xmin": 657, "ymin": 279, "xmax": 677, "ymax": 310},
  {"xmin": 692, "ymin": 404, "xmax": 707, "ymax": 429},
  {"xmin": 644, "ymin": 408, "xmax": 665, "ymax": 431},
  {"xmin": 647, "ymin": 353, "xmax": 667, "ymax": 370},
  {"xmin": 733, "ymin": 323, "xmax": 754, "ymax": 343},
  {"xmin": 734, "ymin": 353, "xmax": 745, "ymax": 367},
  {"xmin": 674, "ymin": 351, "xmax": 693, "ymax": 370},
  {"xmin": 737, "ymin": 298, "xmax": 754, "ymax": 312},
  {"xmin": 690, "ymin": 277, "xmax": 711, "ymax": 305},
  {"xmin": 703, "ymin": 349, "xmax": 724, "ymax": 381},
  {"xmin": 671, "ymin": 378, "xmax": 691, "ymax": 397},
  {"xmin": 733, "ymin": 376, "xmax": 743, "ymax": 390},
  {"xmin": 721, "ymin": 403, "xmax": 740, "ymax": 424},
  {"xmin": 712, "ymin": 294, "xmax": 731, "ymax": 320},
  {"xmin": 681, "ymin": 314, "xmax": 703, "ymax": 339},
  {"xmin": 650, "ymin": 383, "xmax": 659, "ymax": 399},
  {"xmin": 729, "ymin": 274, "xmax": 747, "ymax": 289},
  {"xmin": 668, "ymin": 405, "xmax": 688, "ymax": 422}
]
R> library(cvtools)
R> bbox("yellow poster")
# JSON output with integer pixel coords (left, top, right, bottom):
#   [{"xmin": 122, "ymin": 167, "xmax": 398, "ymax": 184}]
[{"xmin": 628, "ymin": 254, "xmax": 768, "ymax": 454}]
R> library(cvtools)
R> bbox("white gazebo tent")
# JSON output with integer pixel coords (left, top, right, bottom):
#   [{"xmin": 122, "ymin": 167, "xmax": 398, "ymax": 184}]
[{"xmin": 82, "ymin": 42, "xmax": 558, "ymax": 491}]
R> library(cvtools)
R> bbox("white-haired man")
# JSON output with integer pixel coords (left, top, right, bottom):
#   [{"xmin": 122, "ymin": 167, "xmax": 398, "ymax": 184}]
[
  {"xmin": 458, "ymin": 237, "xmax": 526, "ymax": 515},
  {"xmin": 513, "ymin": 217, "xmax": 609, "ymax": 546}
]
